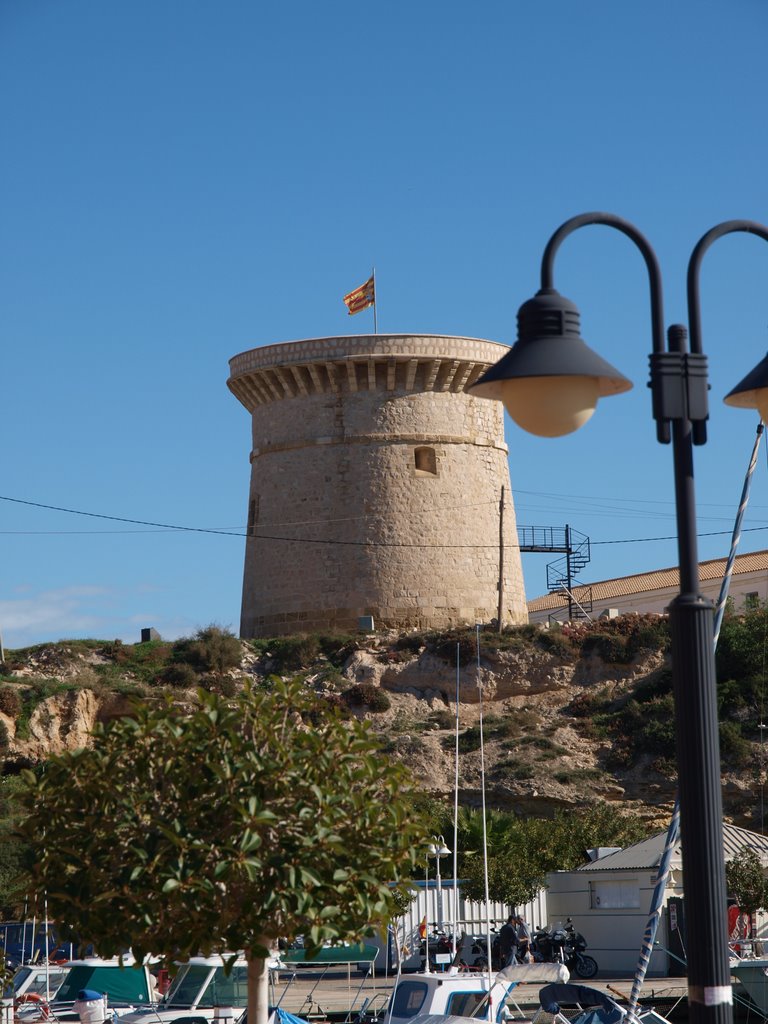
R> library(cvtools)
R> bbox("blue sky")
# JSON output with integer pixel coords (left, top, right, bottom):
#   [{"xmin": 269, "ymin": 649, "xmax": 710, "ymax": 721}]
[{"xmin": 2, "ymin": 0, "xmax": 768, "ymax": 648}]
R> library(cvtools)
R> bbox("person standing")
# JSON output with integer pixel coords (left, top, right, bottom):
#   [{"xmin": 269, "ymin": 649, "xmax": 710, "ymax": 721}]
[
  {"xmin": 515, "ymin": 915, "xmax": 532, "ymax": 962},
  {"xmin": 498, "ymin": 915, "xmax": 519, "ymax": 966}
]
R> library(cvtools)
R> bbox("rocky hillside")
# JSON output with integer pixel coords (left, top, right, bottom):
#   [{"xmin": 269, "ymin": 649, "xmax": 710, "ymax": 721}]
[{"xmin": 0, "ymin": 615, "xmax": 761, "ymax": 829}]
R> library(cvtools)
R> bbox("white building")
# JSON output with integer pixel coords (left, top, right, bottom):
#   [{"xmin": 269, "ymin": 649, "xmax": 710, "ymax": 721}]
[
  {"xmin": 545, "ymin": 822, "xmax": 768, "ymax": 976},
  {"xmin": 528, "ymin": 550, "xmax": 768, "ymax": 625}
]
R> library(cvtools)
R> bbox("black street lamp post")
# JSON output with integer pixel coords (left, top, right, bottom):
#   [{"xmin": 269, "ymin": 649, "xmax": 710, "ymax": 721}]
[{"xmin": 470, "ymin": 213, "xmax": 768, "ymax": 1024}]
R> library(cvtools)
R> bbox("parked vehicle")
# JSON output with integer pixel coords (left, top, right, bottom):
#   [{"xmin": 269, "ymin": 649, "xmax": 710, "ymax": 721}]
[{"xmin": 530, "ymin": 920, "xmax": 598, "ymax": 979}]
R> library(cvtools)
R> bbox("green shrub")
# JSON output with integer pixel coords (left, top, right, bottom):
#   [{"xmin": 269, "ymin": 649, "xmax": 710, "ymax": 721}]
[
  {"xmin": 536, "ymin": 629, "xmax": 572, "ymax": 656},
  {"xmin": 430, "ymin": 710, "xmax": 455, "ymax": 730},
  {"xmin": 200, "ymin": 674, "xmax": 239, "ymax": 697},
  {"xmin": 581, "ymin": 633, "xmax": 629, "ymax": 663},
  {"xmin": 316, "ymin": 635, "xmax": 359, "ymax": 667},
  {"xmin": 264, "ymin": 635, "xmax": 320, "ymax": 672},
  {"xmin": 0, "ymin": 688, "xmax": 21, "ymax": 718},
  {"xmin": 171, "ymin": 626, "xmax": 242, "ymax": 676},
  {"xmin": 566, "ymin": 689, "xmax": 611, "ymax": 718},
  {"xmin": 553, "ymin": 767, "xmax": 603, "ymax": 784},
  {"xmin": 395, "ymin": 631, "xmax": 428, "ymax": 652},
  {"xmin": 342, "ymin": 683, "xmax": 391, "ymax": 712},
  {"xmin": 719, "ymin": 720, "xmax": 751, "ymax": 767},
  {"xmin": 515, "ymin": 735, "xmax": 568, "ymax": 755},
  {"xmin": 441, "ymin": 726, "xmax": 482, "ymax": 753},
  {"xmin": 428, "ymin": 629, "xmax": 478, "ymax": 666},
  {"xmin": 98, "ymin": 639, "xmax": 174, "ymax": 682},
  {"xmin": 160, "ymin": 663, "xmax": 201, "ymax": 688}
]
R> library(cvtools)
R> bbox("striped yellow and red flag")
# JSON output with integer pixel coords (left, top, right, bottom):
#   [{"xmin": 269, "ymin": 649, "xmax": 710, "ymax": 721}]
[
  {"xmin": 343, "ymin": 274, "xmax": 375, "ymax": 315},
  {"xmin": 418, "ymin": 915, "xmax": 428, "ymax": 939}
]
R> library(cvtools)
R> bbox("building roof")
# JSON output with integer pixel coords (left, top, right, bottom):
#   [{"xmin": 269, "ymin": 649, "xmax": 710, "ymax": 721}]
[
  {"xmin": 528, "ymin": 549, "xmax": 768, "ymax": 612},
  {"xmin": 576, "ymin": 822, "xmax": 768, "ymax": 872}
]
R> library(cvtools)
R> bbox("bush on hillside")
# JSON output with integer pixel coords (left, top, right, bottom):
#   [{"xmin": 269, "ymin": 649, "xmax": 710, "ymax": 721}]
[
  {"xmin": 171, "ymin": 626, "xmax": 242, "ymax": 677},
  {"xmin": 0, "ymin": 688, "xmax": 21, "ymax": 718},
  {"xmin": 342, "ymin": 683, "xmax": 391, "ymax": 713}
]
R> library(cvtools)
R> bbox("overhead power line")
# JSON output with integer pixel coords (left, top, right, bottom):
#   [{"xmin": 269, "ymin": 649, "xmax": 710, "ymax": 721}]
[{"xmin": 1, "ymin": 491, "xmax": 768, "ymax": 549}]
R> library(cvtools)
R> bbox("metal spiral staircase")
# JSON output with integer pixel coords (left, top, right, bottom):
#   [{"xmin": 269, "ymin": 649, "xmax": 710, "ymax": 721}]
[{"xmin": 518, "ymin": 524, "xmax": 593, "ymax": 621}]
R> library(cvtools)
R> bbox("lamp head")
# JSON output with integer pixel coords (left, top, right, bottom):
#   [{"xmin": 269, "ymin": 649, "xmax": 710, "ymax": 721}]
[
  {"xmin": 431, "ymin": 835, "xmax": 451, "ymax": 856},
  {"xmin": 468, "ymin": 288, "xmax": 632, "ymax": 436},
  {"xmin": 724, "ymin": 351, "xmax": 768, "ymax": 423}
]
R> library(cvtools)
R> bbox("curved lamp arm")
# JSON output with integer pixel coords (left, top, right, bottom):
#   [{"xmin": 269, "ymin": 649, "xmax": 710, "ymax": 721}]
[
  {"xmin": 540, "ymin": 211, "xmax": 666, "ymax": 356},
  {"xmin": 687, "ymin": 220, "xmax": 768, "ymax": 355}
]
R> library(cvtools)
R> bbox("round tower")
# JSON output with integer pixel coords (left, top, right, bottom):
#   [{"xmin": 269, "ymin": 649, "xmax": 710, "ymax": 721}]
[{"xmin": 227, "ymin": 334, "xmax": 528, "ymax": 637}]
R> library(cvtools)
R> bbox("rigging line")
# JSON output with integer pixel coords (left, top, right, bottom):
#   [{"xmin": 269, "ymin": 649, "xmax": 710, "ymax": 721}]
[
  {"xmin": 0, "ymin": 494, "xmax": 244, "ymax": 536},
  {"xmin": 591, "ymin": 524, "xmax": 768, "ymax": 545},
  {"xmin": 6, "ymin": 491, "xmax": 768, "ymax": 549},
  {"xmin": 0, "ymin": 529, "xmax": 231, "ymax": 535},
  {"xmin": 516, "ymin": 486, "xmax": 768, "ymax": 512},
  {"xmin": 0, "ymin": 492, "xmax": 499, "ymax": 532}
]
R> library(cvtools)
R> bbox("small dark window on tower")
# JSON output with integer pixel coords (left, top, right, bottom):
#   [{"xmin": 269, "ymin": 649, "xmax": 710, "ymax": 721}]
[
  {"xmin": 414, "ymin": 446, "xmax": 437, "ymax": 476},
  {"xmin": 745, "ymin": 591, "xmax": 760, "ymax": 609}
]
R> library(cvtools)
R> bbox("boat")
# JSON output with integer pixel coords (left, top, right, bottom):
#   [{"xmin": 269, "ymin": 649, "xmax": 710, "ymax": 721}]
[
  {"xmin": 15, "ymin": 956, "xmax": 159, "ymax": 1023},
  {"xmin": 118, "ymin": 945, "xmax": 381, "ymax": 1024},
  {"xmin": 119, "ymin": 955, "xmax": 250, "ymax": 1024},
  {"xmin": 729, "ymin": 954, "xmax": 768, "ymax": 1015},
  {"xmin": 386, "ymin": 961, "xmax": 570, "ymax": 1024},
  {"xmin": 8, "ymin": 962, "xmax": 69, "ymax": 1008}
]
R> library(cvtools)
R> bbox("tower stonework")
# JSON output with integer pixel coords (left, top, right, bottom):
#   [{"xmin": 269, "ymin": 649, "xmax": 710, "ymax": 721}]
[{"xmin": 227, "ymin": 334, "xmax": 528, "ymax": 638}]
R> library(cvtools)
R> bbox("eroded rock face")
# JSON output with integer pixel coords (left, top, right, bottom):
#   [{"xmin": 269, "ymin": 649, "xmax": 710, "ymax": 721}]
[
  {"xmin": 8, "ymin": 689, "xmax": 100, "ymax": 761},
  {"xmin": 348, "ymin": 646, "xmax": 662, "ymax": 703},
  {"xmin": 0, "ymin": 632, "xmax": 745, "ymax": 828}
]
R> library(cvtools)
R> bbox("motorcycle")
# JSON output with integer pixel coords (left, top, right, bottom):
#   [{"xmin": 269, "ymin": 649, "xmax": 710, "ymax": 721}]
[
  {"xmin": 419, "ymin": 929, "xmax": 456, "ymax": 970},
  {"xmin": 456, "ymin": 928, "xmax": 502, "ymax": 971},
  {"xmin": 531, "ymin": 918, "xmax": 598, "ymax": 979}
]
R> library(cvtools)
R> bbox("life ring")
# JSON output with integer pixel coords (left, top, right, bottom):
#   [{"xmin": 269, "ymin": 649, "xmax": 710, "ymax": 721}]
[{"xmin": 15, "ymin": 994, "xmax": 50, "ymax": 1019}]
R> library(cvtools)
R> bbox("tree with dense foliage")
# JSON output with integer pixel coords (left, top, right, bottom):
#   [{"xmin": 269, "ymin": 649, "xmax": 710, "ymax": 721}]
[
  {"xmin": 726, "ymin": 848, "xmax": 767, "ymax": 938},
  {"xmin": 17, "ymin": 680, "xmax": 422, "ymax": 1024},
  {"xmin": 0, "ymin": 775, "xmax": 28, "ymax": 916},
  {"xmin": 455, "ymin": 803, "xmax": 649, "ymax": 907}
]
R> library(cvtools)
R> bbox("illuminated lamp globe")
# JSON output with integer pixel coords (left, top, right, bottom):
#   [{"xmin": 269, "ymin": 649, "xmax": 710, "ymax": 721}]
[
  {"xmin": 468, "ymin": 288, "xmax": 632, "ymax": 436},
  {"xmin": 490, "ymin": 375, "xmax": 601, "ymax": 437},
  {"xmin": 724, "ymin": 351, "xmax": 768, "ymax": 424}
]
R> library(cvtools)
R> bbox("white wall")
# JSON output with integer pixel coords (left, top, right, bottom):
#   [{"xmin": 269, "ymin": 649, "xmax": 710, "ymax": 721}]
[
  {"xmin": 545, "ymin": 869, "xmax": 684, "ymax": 977},
  {"xmin": 368, "ymin": 881, "xmax": 549, "ymax": 971}
]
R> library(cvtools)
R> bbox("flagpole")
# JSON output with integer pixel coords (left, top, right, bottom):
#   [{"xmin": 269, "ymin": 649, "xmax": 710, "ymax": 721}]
[{"xmin": 372, "ymin": 266, "xmax": 378, "ymax": 334}]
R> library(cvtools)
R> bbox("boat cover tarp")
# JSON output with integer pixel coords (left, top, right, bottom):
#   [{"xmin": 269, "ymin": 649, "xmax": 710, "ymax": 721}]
[
  {"xmin": 539, "ymin": 983, "xmax": 625, "ymax": 1023},
  {"xmin": 568, "ymin": 1010, "xmax": 625, "ymax": 1024},
  {"xmin": 55, "ymin": 966, "xmax": 151, "ymax": 1005},
  {"xmin": 496, "ymin": 962, "xmax": 569, "ymax": 984},
  {"xmin": 281, "ymin": 944, "xmax": 377, "ymax": 965},
  {"xmin": 275, "ymin": 1010, "xmax": 311, "ymax": 1024}
]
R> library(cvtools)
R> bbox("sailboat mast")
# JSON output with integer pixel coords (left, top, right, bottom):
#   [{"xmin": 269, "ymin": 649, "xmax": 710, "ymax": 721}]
[
  {"xmin": 477, "ymin": 625, "xmax": 493, "ymax": 998},
  {"xmin": 452, "ymin": 642, "xmax": 460, "ymax": 959}
]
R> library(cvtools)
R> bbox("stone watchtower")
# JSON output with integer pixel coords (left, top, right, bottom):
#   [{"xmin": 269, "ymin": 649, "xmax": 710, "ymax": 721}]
[{"xmin": 227, "ymin": 334, "xmax": 528, "ymax": 638}]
